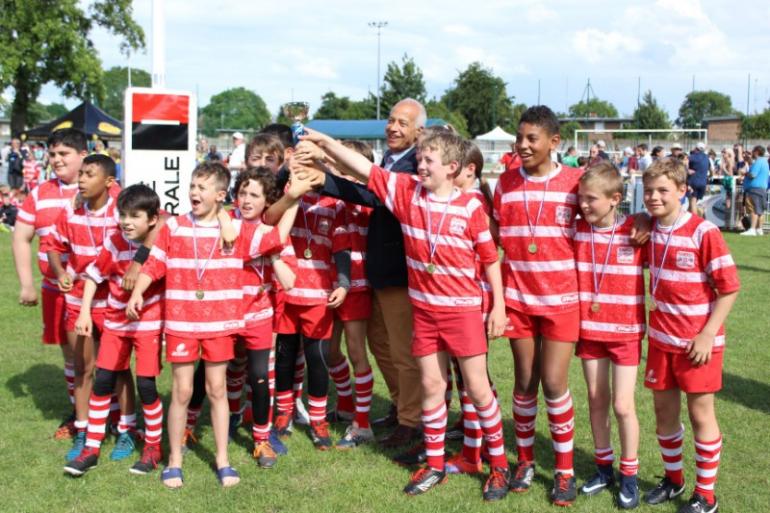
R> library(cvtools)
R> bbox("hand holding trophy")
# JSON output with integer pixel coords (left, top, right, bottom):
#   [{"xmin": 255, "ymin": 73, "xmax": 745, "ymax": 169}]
[{"xmin": 282, "ymin": 102, "xmax": 310, "ymax": 146}]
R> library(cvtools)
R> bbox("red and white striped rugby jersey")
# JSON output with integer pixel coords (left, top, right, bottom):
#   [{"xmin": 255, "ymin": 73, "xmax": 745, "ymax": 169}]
[
  {"xmin": 574, "ymin": 215, "xmax": 646, "ymax": 342},
  {"xmin": 468, "ymin": 188, "xmax": 493, "ymax": 314},
  {"xmin": 346, "ymin": 203, "xmax": 372, "ymax": 293},
  {"xmin": 493, "ymin": 165, "xmax": 582, "ymax": 315},
  {"xmin": 86, "ymin": 231, "xmax": 164, "ymax": 335},
  {"xmin": 285, "ymin": 191, "xmax": 350, "ymax": 306},
  {"xmin": 647, "ymin": 212, "xmax": 740, "ymax": 353},
  {"xmin": 368, "ymin": 165, "xmax": 498, "ymax": 313},
  {"xmin": 142, "ymin": 213, "xmax": 282, "ymax": 338},
  {"xmin": 47, "ymin": 197, "xmax": 120, "ymax": 308}
]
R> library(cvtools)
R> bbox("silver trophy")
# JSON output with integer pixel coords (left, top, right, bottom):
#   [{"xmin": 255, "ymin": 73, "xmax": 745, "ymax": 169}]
[{"xmin": 282, "ymin": 102, "xmax": 310, "ymax": 145}]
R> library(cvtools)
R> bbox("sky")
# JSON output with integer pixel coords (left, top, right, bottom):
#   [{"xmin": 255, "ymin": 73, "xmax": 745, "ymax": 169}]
[{"xmin": 36, "ymin": 0, "xmax": 770, "ymax": 121}]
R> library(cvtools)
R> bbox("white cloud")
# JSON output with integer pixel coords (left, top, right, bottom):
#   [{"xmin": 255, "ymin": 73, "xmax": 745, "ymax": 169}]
[
  {"xmin": 526, "ymin": 4, "xmax": 557, "ymax": 23},
  {"xmin": 443, "ymin": 24, "xmax": 473, "ymax": 36},
  {"xmin": 572, "ymin": 29, "xmax": 643, "ymax": 64}
]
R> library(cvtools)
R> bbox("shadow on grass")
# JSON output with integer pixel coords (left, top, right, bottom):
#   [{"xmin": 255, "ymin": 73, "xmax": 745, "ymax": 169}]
[
  {"xmin": 6, "ymin": 363, "xmax": 69, "ymax": 421},
  {"xmin": 736, "ymin": 264, "xmax": 770, "ymax": 274},
  {"xmin": 720, "ymin": 372, "xmax": 770, "ymax": 415}
]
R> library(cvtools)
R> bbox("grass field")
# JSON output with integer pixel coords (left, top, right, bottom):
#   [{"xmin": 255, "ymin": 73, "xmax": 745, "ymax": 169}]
[{"xmin": 1, "ymin": 232, "xmax": 768, "ymax": 513}]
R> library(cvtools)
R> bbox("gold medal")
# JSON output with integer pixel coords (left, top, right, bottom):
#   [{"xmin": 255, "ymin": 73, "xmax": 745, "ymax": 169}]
[
  {"xmin": 528, "ymin": 243, "xmax": 537, "ymax": 254},
  {"xmin": 426, "ymin": 263, "xmax": 436, "ymax": 274},
  {"xmin": 303, "ymin": 248, "xmax": 312, "ymax": 259},
  {"xmin": 195, "ymin": 289, "xmax": 205, "ymax": 300},
  {"xmin": 258, "ymin": 285, "xmax": 265, "ymax": 294},
  {"xmin": 591, "ymin": 302, "xmax": 600, "ymax": 313}
]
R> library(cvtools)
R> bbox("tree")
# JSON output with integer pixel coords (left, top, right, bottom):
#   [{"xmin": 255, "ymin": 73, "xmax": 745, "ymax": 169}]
[
  {"xmin": 425, "ymin": 99, "xmax": 469, "ymax": 138},
  {"xmin": 632, "ymin": 91, "xmax": 670, "ymax": 129},
  {"xmin": 0, "ymin": 1, "xmax": 145, "ymax": 135},
  {"xmin": 677, "ymin": 90, "xmax": 733, "ymax": 128},
  {"xmin": 102, "ymin": 66, "xmax": 151, "ymax": 119},
  {"xmin": 560, "ymin": 120, "xmax": 582, "ymax": 142},
  {"xmin": 741, "ymin": 110, "xmax": 770, "ymax": 139},
  {"xmin": 505, "ymin": 103, "xmax": 528, "ymax": 134},
  {"xmin": 442, "ymin": 62, "xmax": 516, "ymax": 137},
  {"xmin": 568, "ymin": 98, "xmax": 619, "ymax": 118},
  {"xmin": 200, "ymin": 87, "xmax": 271, "ymax": 137},
  {"xmin": 379, "ymin": 54, "xmax": 427, "ymax": 116},
  {"xmin": 313, "ymin": 92, "xmax": 376, "ymax": 120},
  {"xmin": 26, "ymin": 101, "xmax": 70, "ymax": 126}
]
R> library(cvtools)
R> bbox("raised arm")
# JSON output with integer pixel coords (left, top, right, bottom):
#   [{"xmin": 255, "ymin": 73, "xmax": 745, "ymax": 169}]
[{"xmin": 297, "ymin": 129, "xmax": 376, "ymax": 184}]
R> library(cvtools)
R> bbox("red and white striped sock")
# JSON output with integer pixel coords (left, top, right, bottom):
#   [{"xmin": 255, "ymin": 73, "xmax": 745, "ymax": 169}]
[
  {"xmin": 307, "ymin": 394, "xmax": 327, "ymax": 423},
  {"xmin": 186, "ymin": 406, "xmax": 201, "ymax": 431},
  {"xmin": 64, "ymin": 361, "xmax": 75, "ymax": 406},
  {"xmin": 595, "ymin": 447, "xmax": 615, "ymax": 467},
  {"xmin": 422, "ymin": 402, "xmax": 448, "ymax": 471},
  {"xmin": 117, "ymin": 413, "xmax": 136, "ymax": 434},
  {"xmin": 657, "ymin": 424, "xmax": 685, "ymax": 486},
  {"xmin": 460, "ymin": 391, "xmax": 482, "ymax": 463},
  {"xmin": 275, "ymin": 390, "xmax": 294, "ymax": 417},
  {"xmin": 476, "ymin": 398, "xmax": 507, "ymax": 469},
  {"xmin": 513, "ymin": 392, "xmax": 538, "ymax": 463},
  {"xmin": 354, "ymin": 370, "xmax": 373, "ymax": 429},
  {"xmin": 293, "ymin": 350, "xmax": 305, "ymax": 401},
  {"xmin": 84, "ymin": 393, "xmax": 111, "ymax": 451},
  {"xmin": 546, "ymin": 390, "xmax": 575, "ymax": 477},
  {"xmin": 329, "ymin": 359, "xmax": 354, "ymax": 414},
  {"xmin": 252, "ymin": 422, "xmax": 270, "ymax": 444},
  {"xmin": 694, "ymin": 435, "xmax": 721, "ymax": 504},
  {"xmin": 142, "ymin": 398, "xmax": 163, "ymax": 446},
  {"xmin": 620, "ymin": 457, "xmax": 639, "ymax": 477},
  {"xmin": 226, "ymin": 356, "xmax": 247, "ymax": 415}
]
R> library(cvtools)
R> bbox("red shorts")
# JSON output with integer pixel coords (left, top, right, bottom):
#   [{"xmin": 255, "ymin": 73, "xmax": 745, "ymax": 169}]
[
  {"xmin": 97, "ymin": 331, "xmax": 162, "ymax": 376},
  {"xmin": 334, "ymin": 291, "xmax": 372, "ymax": 322},
  {"xmin": 576, "ymin": 339, "xmax": 642, "ymax": 366},
  {"xmin": 644, "ymin": 344, "xmax": 723, "ymax": 393},
  {"xmin": 165, "ymin": 334, "xmax": 235, "ymax": 363},
  {"xmin": 64, "ymin": 304, "xmax": 107, "ymax": 336},
  {"xmin": 41, "ymin": 285, "xmax": 67, "ymax": 345},
  {"xmin": 412, "ymin": 308, "xmax": 487, "ymax": 358},
  {"xmin": 276, "ymin": 302, "xmax": 333, "ymax": 340},
  {"xmin": 239, "ymin": 321, "xmax": 274, "ymax": 351},
  {"xmin": 504, "ymin": 308, "xmax": 579, "ymax": 342},
  {"xmin": 270, "ymin": 290, "xmax": 286, "ymax": 332}
]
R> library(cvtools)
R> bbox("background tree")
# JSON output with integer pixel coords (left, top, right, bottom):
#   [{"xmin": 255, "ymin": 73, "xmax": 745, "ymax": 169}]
[
  {"xmin": 506, "ymin": 102, "xmax": 528, "ymax": 134},
  {"xmin": 568, "ymin": 98, "xmax": 619, "ymax": 118},
  {"xmin": 741, "ymin": 110, "xmax": 770, "ymax": 139},
  {"xmin": 378, "ymin": 54, "xmax": 427, "ymax": 116},
  {"xmin": 102, "ymin": 66, "xmax": 151, "ymax": 119},
  {"xmin": 200, "ymin": 87, "xmax": 271, "ymax": 137},
  {"xmin": 560, "ymin": 120, "xmax": 582, "ymax": 142},
  {"xmin": 0, "ymin": 0, "xmax": 145, "ymax": 135},
  {"xmin": 632, "ymin": 91, "xmax": 671, "ymax": 129},
  {"xmin": 677, "ymin": 90, "xmax": 733, "ymax": 128},
  {"xmin": 442, "ymin": 62, "xmax": 515, "ymax": 137},
  {"xmin": 425, "ymin": 99, "xmax": 469, "ymax": 138},
  {"xmin": 26, "ymin": 102, "xmax": 70, "ymax": 126},
  {"xmin": 313, "ymin": 92, "xmax": 376, "ymax": 120}
]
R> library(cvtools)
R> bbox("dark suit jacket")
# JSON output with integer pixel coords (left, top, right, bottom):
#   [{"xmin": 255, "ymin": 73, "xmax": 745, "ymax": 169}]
[{"xmin": 320, "ymin": 148, "xmax": 417, "ymax": 289}]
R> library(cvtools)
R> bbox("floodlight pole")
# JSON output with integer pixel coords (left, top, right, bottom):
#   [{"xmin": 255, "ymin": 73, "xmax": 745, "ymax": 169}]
[
  {"xmin": 369, "ymin": 21, "xmax": 388, "ymax": 120},
  {"xmin": 151, "ymin": 0, "xmax": 166, "ymax": 88}
]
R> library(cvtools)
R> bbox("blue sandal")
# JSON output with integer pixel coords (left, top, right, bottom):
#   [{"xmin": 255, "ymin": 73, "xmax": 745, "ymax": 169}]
[
  {"xmin": 161, "ymin": 467, "xmax": 184, "ymax": 488},
  {"xmin": 216, "ymin": 466, "xmax": 240, "ymax": 487}
]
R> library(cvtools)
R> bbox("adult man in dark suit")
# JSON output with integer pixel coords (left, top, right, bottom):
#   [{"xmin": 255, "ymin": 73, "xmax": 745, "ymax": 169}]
[{"xmin": 310, "ymin": 99, "xmax": 426, "ymax": 448}]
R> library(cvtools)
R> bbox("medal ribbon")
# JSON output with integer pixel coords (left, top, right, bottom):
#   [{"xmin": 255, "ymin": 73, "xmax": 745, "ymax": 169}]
[
  {"xmin": 300, "ymin": 198, "xmax": 316, "ymax": 256},
  {"xmin": 84, "ymin": 201, "xmax": 109, "ymax": 250},
  {"xmin": 649, "ymin": 210, "xmax": 684, "ymax": 301},
  {"xmin": 425, "ymin": 190, "xmax": 454, "ymax": 266},
  {"xmin": 589, "ymin": 217, "xmax": 618, "ymax": 305},
  {"xmin": 522, "ymin": 171, "xmax": 552, "ymax": 247},
  {"xmin": 192, "ymin": 216, "xmax": 220, "ymax": 289}
]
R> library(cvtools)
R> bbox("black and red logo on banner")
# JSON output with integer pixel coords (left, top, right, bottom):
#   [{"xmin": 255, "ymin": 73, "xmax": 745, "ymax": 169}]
[{"xmin": 131, "ymin": 93, "xmax": 190, "ymax": 151}]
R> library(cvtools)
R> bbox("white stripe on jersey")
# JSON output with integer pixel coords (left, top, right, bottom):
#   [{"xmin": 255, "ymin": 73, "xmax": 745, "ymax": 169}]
[
  {"xmin": 166, "ymin": 257, "xmax": 244, "ymax": 270},
  {"xmin": 401, "ymin": 224, "xmax": 473, "ymax": 251},
  {"xmin": 104, "ymin": 319, "xmax": 163, "ymax": 332},
  {"xmin": 408, "ymin": 288, "xmax": 482, "ymax": 308},
  {"xmin": 165, "ymin": 289, "xmax": 242, "ymax": 301},
  {"xmin": 578, "ymin": 292, "xmax": 644, "ymax": 305},
  {"xmin": 652, "ymin": 299, "xmax": 713, "ymax": 316},
  {"xmin": 648, "ymin": 327, "xmax": 725, "ymax": 349},
  {"xmin": 500, "ymin": 190, "xmax": 577, "ymax": 205},
  {"xmin": 580, "ymin": 320, "xmax": 645, "ymax": 334},
  {"xmin": 573, "ymin": 232, "xmax": 633, "ymax": 245},
  {"xmin": 285, "ymin": 287, "xmax": 331, "ymax": 300},
  {"xmin": 649, "ymin": 265, "xmax": 707, "ymax": 283},
  {"xmin": 506, "ymin": 259, "xmax": 575, "ymax": 272},
  {"xmin": 576, "ymin": 262, "xmax": 643, "ymax": 275},
  {"xmin": 297, "ymin": 259, "xmax": 330, "ymax": 270},
  {"xmin": 165, "ymin": 319, "xmax": 244, "ymax": 333},
  {"xmin": 499, "ymin": 225, "xmax": 575, "ymax": 238},
  {"xmin": 505, "ymin": 288, "xmax": 579, "ymax": 306}
]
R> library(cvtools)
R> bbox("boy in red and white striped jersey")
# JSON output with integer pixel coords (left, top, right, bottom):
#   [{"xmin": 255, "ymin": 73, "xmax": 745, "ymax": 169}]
[
  {"xmin": 63, "ymin": 184, "xmax": 164, "ymax": 477},
  {"xmin": 46, "ymin": 154, "xmax": 127, "ymax": 463},
  {"xmin": 126, "ymin": 162, "xmax": 305, "ymax": 488},
  {"xmin": 13, "ymin": 129, "xmax": 92, "ymax": 439},
  {"xmin": 272, "ymin": 178, "xmax": 351, "ymax": 450},
  {"xmin": 574, "ymin": 162, "xmax": 646, "ymax": 508},
  {"xmin": 492, "ymin": 106, "xmax": 583, "ymax": 506},
  {"xmin": 640, "ymin": 159, "xmax": 739, "ymax": 513},
  {"xmin": 295, "ymin": 130, "xmax": 510, "ymax": 502},
  {"xmin": 325, "ymin": 140, "xmax": 376, "ymax": 450}
]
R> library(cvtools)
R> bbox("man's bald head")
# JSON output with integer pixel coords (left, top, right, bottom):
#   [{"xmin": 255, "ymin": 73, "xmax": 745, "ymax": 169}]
[{"xmin": 385, "ymin": 98, "xmax": 426, "ymax": 152}]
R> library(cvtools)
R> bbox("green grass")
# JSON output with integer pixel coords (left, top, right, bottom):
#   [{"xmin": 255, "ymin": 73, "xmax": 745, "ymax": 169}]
[{"xmin": 1, "ymin": 232, "xmax": 768, "ymax": 513}]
